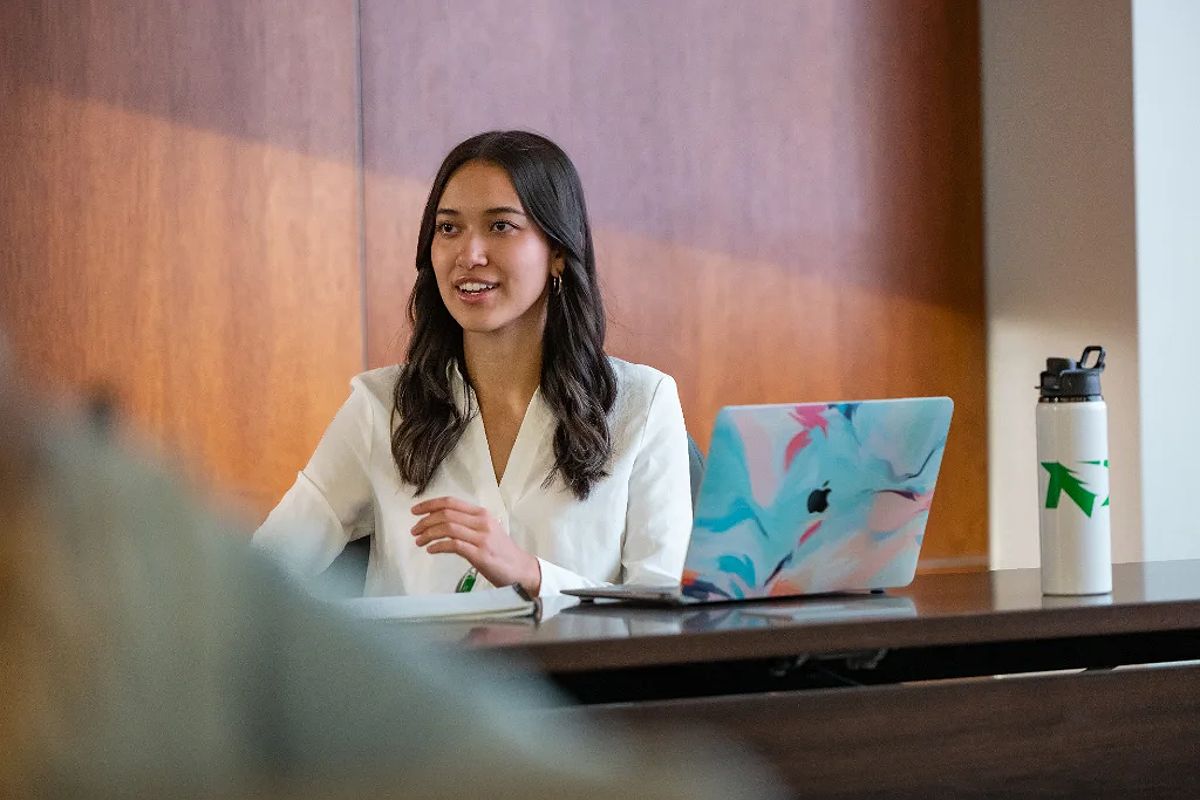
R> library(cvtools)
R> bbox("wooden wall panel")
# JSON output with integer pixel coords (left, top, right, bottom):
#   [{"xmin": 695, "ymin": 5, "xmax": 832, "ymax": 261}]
[
  {"xmin": 361, "ymin": 0, "xmax": 986, "ymax": 568},
  {"xmin": 0, "ymin": 1, "xmax": 362, "ymax": 514}
]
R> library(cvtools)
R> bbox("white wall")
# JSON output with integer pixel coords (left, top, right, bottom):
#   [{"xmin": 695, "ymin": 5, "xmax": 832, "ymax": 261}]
[
  {"xmin": 982, "ymin": 1, "xmax": 1142, "ymax": 569},
  {"xmin": 1133, "ymin": 0, "xmax": 1200, "ymax": 561}
]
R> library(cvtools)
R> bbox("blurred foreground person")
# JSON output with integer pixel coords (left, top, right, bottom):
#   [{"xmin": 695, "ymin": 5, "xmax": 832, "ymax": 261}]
[{"xmin": 0, "ymin": 352, "xmax": 782, "ymax": 799}]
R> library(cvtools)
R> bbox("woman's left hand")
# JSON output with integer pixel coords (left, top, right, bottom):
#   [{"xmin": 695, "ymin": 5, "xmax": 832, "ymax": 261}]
[{"xmin": 410, "ymin": 496, "xmax": 542, "ymax": 595}]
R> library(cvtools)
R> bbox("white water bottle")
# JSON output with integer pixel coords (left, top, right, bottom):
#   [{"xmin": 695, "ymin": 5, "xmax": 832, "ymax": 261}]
[{"xmin": 1035, "ymin": 346, "xmax": 1112, "ymax": 595}]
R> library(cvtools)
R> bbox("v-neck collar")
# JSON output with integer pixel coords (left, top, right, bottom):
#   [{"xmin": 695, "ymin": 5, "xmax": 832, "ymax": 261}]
[
  {"xmin": 481, "ymin": 387, "xmax": 546, "ymax": 493},
  {"xmin": 452, "ymin": 363, "xmax": 552, "ymax": 504}
]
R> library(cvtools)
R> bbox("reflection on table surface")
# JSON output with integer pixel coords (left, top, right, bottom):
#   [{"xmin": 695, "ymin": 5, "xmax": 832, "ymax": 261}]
[
  {"xmin": 557, "ymin": 593, "xmax": 917, "ymax": 636},
  {"xmin": 393, "ymin": 560, "xmax": 1200, "ymax": 652}
]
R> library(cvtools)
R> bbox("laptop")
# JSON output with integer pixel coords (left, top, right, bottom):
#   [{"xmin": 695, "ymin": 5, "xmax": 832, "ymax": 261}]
[{"xmin": 565, "ymin": 397, "xmax": 954, "ymax": 605}]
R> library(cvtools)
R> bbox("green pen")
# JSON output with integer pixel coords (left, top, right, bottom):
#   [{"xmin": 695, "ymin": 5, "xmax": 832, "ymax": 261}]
[{"xmin": 455, "ymin": 566, "xmax": 478, "ymax": 593}]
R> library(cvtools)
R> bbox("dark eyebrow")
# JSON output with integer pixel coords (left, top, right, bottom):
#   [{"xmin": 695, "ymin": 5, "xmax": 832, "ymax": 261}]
[{"xmin": 436, "ymin": 206, "xmax": 526, "ymax": 217}]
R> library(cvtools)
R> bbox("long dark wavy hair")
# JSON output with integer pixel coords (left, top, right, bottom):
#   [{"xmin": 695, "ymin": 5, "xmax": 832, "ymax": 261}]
[{"xmin": 391, "ymin": 131, "xmax": 617, "ymax": 500}]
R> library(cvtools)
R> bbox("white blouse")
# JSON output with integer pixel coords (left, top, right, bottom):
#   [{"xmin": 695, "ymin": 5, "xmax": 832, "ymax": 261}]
[{"xmin": 252, "ymin": 357, "xmax": 693, "ymax": 596}]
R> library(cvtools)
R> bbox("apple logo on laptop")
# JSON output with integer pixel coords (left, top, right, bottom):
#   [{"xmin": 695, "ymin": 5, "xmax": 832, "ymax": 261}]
[{"xmin": 807, "ymin": 482, "xmax": 831, "ymax": 514}]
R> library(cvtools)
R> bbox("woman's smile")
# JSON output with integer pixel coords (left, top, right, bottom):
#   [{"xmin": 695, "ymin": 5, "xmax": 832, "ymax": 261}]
[{"xmin": 453, "ymin": 277, "xmax": 500, "ymax": 304}]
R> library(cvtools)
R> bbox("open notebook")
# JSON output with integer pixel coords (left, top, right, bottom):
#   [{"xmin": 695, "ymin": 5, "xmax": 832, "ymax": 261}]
[{"xmin": 336, "ymin": 585, "xmax": 537, "ymax": 622}]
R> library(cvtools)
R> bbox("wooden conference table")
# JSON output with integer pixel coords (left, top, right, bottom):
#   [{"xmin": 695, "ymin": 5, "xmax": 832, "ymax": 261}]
[{"xmin": 376, "ymin": 560, "xmax": 1200, "ymax": 798}]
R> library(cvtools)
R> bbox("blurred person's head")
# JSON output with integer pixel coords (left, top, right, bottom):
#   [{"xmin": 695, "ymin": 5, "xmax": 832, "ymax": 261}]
[
  {"xmin": 0, "ymin": 348, "xmax": 56, "ymax": 796},
  {"xmin": 0, "ymin": 342, "xmax": 783, "ymax": 800},
  {"xmin": 0, "ymin": 350, "xmax": 256, "ymax": 798}
]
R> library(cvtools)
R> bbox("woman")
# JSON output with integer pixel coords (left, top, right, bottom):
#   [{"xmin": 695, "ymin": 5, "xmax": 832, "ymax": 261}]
[{"xmin": 254, "ymin": 131, "xmax": 692, "ymax": 597}]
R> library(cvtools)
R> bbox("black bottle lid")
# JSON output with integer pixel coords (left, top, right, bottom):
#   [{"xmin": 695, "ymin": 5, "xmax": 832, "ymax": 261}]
[{"xmin": 1038, "ymin": 346, "xmax": 1105, "ymax": 400}]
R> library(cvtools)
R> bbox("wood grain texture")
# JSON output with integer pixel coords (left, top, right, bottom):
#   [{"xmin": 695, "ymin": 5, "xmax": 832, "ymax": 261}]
[
  {"xmin": 574, "ymin": 664, "xmax": 1200, "ymax": 798},
  {"xmin": 360, "ymin": 0, "xmax": 986, "ymax": 567},
  {"xmin": 0, "ymin": 1, "xmax": 362, "ymax": 514}
]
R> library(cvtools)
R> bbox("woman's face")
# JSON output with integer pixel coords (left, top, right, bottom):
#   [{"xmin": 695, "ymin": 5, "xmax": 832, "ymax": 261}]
[{"xmin": 430, "ymin": 160, "xmax": 563, "ymax": 339}]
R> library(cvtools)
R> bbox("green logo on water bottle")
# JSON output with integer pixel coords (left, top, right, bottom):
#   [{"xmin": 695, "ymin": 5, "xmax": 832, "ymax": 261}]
[{"xmin": 1041, "ymin": 459, "xmax": 1110, "ymax": 517}]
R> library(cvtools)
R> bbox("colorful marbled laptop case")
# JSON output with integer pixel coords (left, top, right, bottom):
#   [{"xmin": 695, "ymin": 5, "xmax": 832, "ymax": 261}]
[{"xmin": 681, "ymin": 398, "xmax": 953, "ymax": 602}]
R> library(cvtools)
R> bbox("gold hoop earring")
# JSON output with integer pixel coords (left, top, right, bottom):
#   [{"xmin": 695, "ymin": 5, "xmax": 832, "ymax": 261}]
[{"xmin": 551, "ymin": 274, "xmax": 563, "ymax": 296}]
